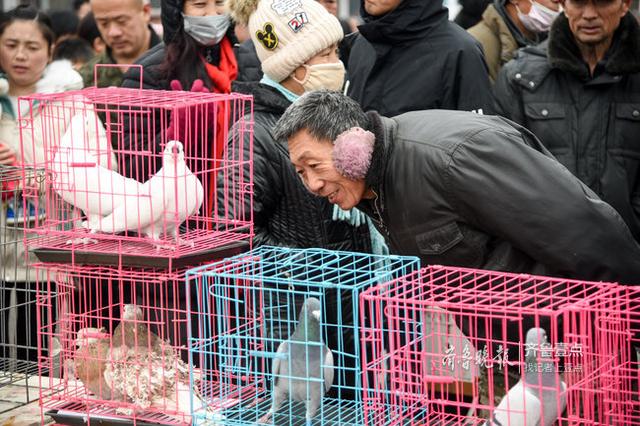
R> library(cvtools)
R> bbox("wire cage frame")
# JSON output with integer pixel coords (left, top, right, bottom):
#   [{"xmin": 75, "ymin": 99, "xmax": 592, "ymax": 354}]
[
  {"xmin": 18, "ymin": 87, "xmax": 253, "ymax": 265},
  {"xmin": 35, "ymin": 263, "xmax": 207, "ymax": 425},
  {"xmin": 359, "ymin": 265, "xmax": 622, "ymax": 426},
  {"xmin": 597, "ymin": 285, "xmax": 640, "ymax": 425},
  {"xmin": 185, "ymin": 246, "xmax": 421, "ymax": 426},
  {"xmin": 0, "ymin": 165, "xmax": 49, "ymax": 412}
]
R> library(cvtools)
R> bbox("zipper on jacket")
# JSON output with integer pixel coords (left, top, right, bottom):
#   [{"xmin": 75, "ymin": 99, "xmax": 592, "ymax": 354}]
[{"xmin": 371, "ymin": 189, "xmax": 390, "ymax": 239}]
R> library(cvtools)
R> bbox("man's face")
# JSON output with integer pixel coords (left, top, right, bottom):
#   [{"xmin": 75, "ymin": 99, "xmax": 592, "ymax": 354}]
[
  {"xmin": 363, "ymin": 0, "xmax": 403, "ymax": 16},
  {"xmin": 562, "ymin": 0, "xmax": 630, "ymax": 46},
  {"xmin": 317, "ymin": 0, "xmax": 338, "ymax": 16},
  {"xmin": 289, "ymin": 129, "xmax": 368, "ymax": 211},
  {"xmin": 91, "ymin": 0, "xmax": 150, "ymax": 61}
]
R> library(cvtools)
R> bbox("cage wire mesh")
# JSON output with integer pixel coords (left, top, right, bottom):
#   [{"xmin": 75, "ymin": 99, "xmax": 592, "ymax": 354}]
[
  {"xmin": 185, "ymin": 246, "xmax": 420, "ymax": 425},
  {"xmin": 18, "ymin": 87, "xmax": 253, "ymax": 264},
  {"xmin": 598, "ymin": 285, "xmax": 640, "ymax": 425},
  {"xmin": 359, "ymin": 266, "xmax": 623, "ymax": 426},
  {"xmin": 36, "ymin": 263, "xmax": 205, "ymax": 425},
  {"xmin": 0, "ymin": 165, "xmax": 48, "ymax": 413}
]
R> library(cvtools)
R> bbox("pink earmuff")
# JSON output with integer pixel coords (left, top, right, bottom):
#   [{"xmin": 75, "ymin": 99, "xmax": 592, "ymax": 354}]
[{"xmin": 332, "ymin": 127, "xmax": 375, "ymax": 180}]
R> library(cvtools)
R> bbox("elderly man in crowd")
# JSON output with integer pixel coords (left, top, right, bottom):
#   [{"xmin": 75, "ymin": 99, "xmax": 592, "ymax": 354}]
[
  {"xmin": 79, "ymin": 0, "xmax": 160, "ymax": 87},
  {"xmin": 274, "ymin": 90, "xmax": 640, "ymax": 284},
  {"xmin": 494, "ymin": 0, "xmax": 640, "ymax": 242}
]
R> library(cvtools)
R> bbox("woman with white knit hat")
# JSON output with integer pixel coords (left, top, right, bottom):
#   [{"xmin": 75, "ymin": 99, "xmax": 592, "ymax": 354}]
[
  {"xmin": 223, "ymin": 0, "xmax": 370, "ymax": 250},
  {"xmin": 221, "ymin": 0, "xmax": 373, "ymax": 409}
]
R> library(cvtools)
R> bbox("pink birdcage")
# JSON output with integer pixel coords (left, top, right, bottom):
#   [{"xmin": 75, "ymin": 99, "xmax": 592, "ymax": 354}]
[
  {"xmin": 359, "ymin": 266, "xmax": 622, "ymax": 425},
  {"xmin": 598, "ymin": 285, "xmax": 640, "ymax": 425},
  {"xmin": 36, "ymin": 263, "xmax": 206, "ymax": 425},
  {"xmin": 17, "ymin": 86, "xmax": 253, "ymax": 266}
]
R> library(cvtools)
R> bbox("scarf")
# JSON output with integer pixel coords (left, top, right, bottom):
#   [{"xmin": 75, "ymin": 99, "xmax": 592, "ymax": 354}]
[{"xmin": 201, "ymin": 37, "xmax": 238, "ymax": 219}]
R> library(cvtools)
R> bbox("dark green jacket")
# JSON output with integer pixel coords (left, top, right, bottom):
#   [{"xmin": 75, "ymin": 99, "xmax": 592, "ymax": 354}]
[{"xmin": 79, "ymin": 26, "xmax": 161, "ymax": 88}]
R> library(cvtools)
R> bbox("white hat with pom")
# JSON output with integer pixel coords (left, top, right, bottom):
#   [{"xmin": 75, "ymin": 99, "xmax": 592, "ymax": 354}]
[{"xmin": 227, "ymin": 0, "xmax": 343, "ymax": 82}]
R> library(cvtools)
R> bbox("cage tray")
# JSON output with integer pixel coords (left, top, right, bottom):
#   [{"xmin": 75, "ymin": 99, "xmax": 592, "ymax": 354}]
[
  {"xmin": 33, "ymin": 240, "xmax": 249, "ymax": 268},
  {"xmin": 46, "ymin": 408, "xmax": 159, "ymax": 426}
]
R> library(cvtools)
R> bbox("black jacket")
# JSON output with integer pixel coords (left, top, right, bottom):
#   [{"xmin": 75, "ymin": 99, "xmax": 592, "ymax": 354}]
[
  {"xmin": 347, "ymin": 0, "xmax": 494, "ymax": 117},
  {"xmin": 235, "ymin": 39, "xmax": 262, "ymax": 82},
  {"xmin": 357, "ymin": 110, "xmax": 640, "ymax": 284},
  {"xmin": 494, "ymin": 13, "xmax": 640, "ymax": 242},
  {"xmin": 223, "ymin": 81, "xmax": 372, "ymax": 251}
]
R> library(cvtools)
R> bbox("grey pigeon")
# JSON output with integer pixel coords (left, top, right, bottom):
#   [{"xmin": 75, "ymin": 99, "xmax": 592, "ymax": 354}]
[
  {"xmin": 259, "ymin": 297, "xmax": 334, "ymax": 426},
  {"xmin": 485, "ymin": 327, "xmax": 566, "ymax": 426}
]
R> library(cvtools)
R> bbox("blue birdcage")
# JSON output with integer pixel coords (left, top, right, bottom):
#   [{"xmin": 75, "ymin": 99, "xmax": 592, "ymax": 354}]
[{"xmin": 186, "ymin": 246, "xmax": 420, "ymax": 425}]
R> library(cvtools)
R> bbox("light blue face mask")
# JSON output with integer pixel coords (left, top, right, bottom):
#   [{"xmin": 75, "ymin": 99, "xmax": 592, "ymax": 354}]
[{"xmin": 182, "ymin": 13, "xmax": 230, "ymax": 46}]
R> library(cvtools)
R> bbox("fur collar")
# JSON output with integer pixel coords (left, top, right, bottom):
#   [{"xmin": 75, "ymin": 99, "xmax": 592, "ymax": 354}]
[
  {"xmin": 548, "ymin": 12, "xmax": 640, "ymax": 79},
  {"xmin": 364, "ymin": 111, "xmax": 394, "ymax": 192}
]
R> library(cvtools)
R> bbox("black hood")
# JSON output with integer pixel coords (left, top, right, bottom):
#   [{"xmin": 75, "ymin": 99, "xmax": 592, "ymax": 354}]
[
  {"xmin": 358, "ymin": 0, "xmax": 448, "ymax": 44},
  {"xmin": 161, "ymin": 0, "xmax": 183, "ymax": 44}
]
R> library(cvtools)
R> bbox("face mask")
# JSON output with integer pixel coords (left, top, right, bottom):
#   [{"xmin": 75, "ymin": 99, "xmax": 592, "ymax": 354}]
[
  {"xmin": 516, "ymin": 1, "xmax": 561, "ymax": 33},
  {"xmin": 292, "ymin": 61, "xmax": 346, "ymax": 92},
  {"xmin": 182, "ymin": 13, "xmax": 230, "ymax": 46}
]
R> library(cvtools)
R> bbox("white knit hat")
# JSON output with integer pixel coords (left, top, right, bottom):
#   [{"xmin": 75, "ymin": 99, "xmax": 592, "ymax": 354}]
[{"xmin": 227, "ymin": 0, "xmax": 343, "ymax": 82}]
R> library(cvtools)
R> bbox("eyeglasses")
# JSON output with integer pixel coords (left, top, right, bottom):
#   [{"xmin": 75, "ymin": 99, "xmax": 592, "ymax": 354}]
[{"xmin": 567, "ymin": 0, "xmax": 623, "ymax": 7}]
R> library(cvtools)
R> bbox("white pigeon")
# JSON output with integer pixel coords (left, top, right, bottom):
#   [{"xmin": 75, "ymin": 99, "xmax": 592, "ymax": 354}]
[
  {"xmin": 259, "ymin": 297, "xmax": 334, "ymax": 426},
  {"xmin": 52, "ymin": 112, "xmax": 144, "ymax": 228},
  {"xmin": 90, "ymin": 141, "xmax": 204, "ymax": 244},
  {"xmin": 484, "ymin": 327, "xmax": 567, "ymax": 426}
]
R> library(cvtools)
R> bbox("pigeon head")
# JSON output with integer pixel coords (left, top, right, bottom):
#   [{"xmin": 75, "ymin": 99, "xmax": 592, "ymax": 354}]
[
  {"xmin": 525, "ymin": 327, "xmax": 548, "ymax": 347},
  {"xmin": 294, "ymin": 297, "xmax": 323, "ymax": 342},
  {"xmin": 122, "ymin": 304, "xmax": 143, "ymax": 321},
  {"xmin": 524, "ymin": 327, "xmax": 558, "ymax": 385},
  {"xmin": 163, "ymin": 140, "xmax": 185, "ymax": 165},
  {"xmin": 61, "ymin": 113, "xmax": 89, "ymax": 149}
]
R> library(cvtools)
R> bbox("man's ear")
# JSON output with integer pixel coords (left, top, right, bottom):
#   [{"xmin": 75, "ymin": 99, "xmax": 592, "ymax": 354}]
[
  {"xmin": 142, "ymin": 2, "xmax": 152, "ymax": 23},
  {"xmin": 621, "ymin": 0, "xmax": 631, "ymax": 16}
]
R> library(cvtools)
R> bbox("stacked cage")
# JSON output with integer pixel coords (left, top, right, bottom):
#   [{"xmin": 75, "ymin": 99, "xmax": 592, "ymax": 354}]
[
  {"xmin": 186, "ymin": 246, "xmax": 420, "ymax": 425},
  {"xmin": 19, "ymin": 87, "xmax": 253, "ymax": 263},
  {"xmin": 359, "ymin": 265, "xmax": 622, "ymax": 425},
  {"xmin": 17, "ymin": 86, "xmax": 253, "ymax": 424},
  {"xmin": 0, "ymin": 165, "xmax": 47, "ymax": 414},
  {"xmin": 598, "ymin": 285, "xmax": 640, "ymax": 425},
  {"xmin": 36, "ymin": 264, "xmax": 202, "ymax": 424}
]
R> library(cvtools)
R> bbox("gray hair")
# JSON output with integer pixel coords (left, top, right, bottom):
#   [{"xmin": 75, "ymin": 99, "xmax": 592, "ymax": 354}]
[{"xmin": 273, "ymin": 90, "xmax": 369, "ymax": 143}]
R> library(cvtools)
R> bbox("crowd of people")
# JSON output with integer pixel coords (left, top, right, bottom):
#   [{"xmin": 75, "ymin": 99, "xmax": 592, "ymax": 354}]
[{"xmin": 0, "ymin": 0, "xmax": 638, "ymax": 313}]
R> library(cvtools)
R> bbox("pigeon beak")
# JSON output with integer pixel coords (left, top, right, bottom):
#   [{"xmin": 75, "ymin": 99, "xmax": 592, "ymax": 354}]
[{"xmin": 311, "ymin": 310, "xmax": 321, "ymax": 321}]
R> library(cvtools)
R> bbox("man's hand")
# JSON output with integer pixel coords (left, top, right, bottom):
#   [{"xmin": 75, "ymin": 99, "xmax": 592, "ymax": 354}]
[{"xmin": 0, "ymin": 143, "xmax": 16, "ymax": 166}]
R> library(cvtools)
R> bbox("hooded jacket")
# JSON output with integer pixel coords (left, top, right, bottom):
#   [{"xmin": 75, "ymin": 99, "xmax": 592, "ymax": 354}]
[
  {"xmin": 1, "ymin": 61, "xmax": 93, "ymax": 282},
  {"xmin": 223, "ymin": 81, "xmax": 371, "ymax": 251},
  {"xmin": 347, "ymin": 0, "xmax": 494, "ymax": 117},
  {"xmin": 494, "ymin": 13, "xmax": 640, "ymax": 242},
  {"xmin": 468, "ymin": 1, "xmax": 543, "ymax": 81},
  {"xmin": 356, "ymin": 110, "xmax": 640, "ymax": 284}
]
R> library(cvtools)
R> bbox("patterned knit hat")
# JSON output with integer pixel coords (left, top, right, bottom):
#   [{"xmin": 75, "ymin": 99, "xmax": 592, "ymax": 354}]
[{"xmin": 227, "ymin": 0, "xmax": 343, "ymax": 82}]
